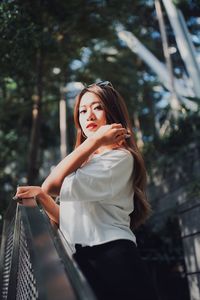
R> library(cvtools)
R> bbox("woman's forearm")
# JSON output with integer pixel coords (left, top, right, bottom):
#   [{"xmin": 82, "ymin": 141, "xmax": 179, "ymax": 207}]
[
  {"xmin": 38, "ymin": 192, "xmax": 59, "ymax": 224},
  {"xmin": 42, "ymin": 123, "xmax": 125, "ymax": 196},
  {"xmin": 42, "ymin": 136, "xmax": 100, "ymax": 196}
]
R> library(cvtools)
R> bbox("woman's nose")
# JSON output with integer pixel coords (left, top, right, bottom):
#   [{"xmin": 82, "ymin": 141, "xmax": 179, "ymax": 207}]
[{"xmin": 87, "ymin": 109, "xmax": 95, "ymax": 121}]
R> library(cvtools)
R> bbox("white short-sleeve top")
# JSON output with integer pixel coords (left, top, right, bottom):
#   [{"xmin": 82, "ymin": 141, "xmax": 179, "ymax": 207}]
[{"xmin": 60, "ymin": 148, "xmax": 136, "ymax": 246}]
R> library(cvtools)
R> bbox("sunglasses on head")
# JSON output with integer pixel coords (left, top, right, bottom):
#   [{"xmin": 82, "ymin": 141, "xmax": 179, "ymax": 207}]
[{"xmin": 87, "ymin": 81, "xmax": 113, "ymax": 88}]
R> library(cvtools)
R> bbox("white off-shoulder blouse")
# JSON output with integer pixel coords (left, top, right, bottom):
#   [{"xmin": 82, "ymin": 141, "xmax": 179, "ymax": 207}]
[{"xmin": 59, "ymin": 148, "xmax": 136, "ymax": 247}]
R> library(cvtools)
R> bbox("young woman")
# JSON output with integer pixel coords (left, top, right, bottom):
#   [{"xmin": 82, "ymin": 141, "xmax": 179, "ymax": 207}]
[{"xmin": 15, "ymin": 81, "xmax": 157, "ymax": 300}]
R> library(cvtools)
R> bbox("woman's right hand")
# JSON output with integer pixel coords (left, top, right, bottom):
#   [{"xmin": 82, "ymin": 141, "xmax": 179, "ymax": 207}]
[
  {"xmin": 14, "ymin": 186, "xmax": 44, "ymax": 200},
  {"xmin": 14, "ymin": 186, "xmax": 59, "ymax": 224},
  {"xmin": 92, "ymin": 123, "xmax": 130, "ymax": 146}
]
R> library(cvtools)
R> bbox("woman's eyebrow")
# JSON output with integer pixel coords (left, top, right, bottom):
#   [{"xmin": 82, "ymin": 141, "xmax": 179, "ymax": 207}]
[{"xmin": 79, "ymin": 101, "xmax": 101, "ymax": 108}]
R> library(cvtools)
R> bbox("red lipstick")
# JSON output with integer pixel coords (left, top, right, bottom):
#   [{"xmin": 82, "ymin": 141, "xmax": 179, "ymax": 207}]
[{"xmin": 86, "ymin": 122, "xmax": 97, "ymax": 129}]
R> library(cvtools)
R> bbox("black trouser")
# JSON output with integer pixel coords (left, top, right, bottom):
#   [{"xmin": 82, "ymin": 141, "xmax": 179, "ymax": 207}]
[{"xmin": 73, "ymin": 239, "xmax": 158, "ymax": 300}]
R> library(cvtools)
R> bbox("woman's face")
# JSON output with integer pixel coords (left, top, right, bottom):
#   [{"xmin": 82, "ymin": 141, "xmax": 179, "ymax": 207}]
[{"xmin": 79, "ymin": 92, "xmax": 107, "ymax": 138}]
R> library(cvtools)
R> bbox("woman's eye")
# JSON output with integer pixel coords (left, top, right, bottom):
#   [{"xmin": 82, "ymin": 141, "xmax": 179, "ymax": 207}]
[
  {"xmin": 80, "ymin": 109, "xmax": 86, "ymax": 114},
  {"xmin": 94, "ymin": 105, "xmax": 103, "ymax": 110}
]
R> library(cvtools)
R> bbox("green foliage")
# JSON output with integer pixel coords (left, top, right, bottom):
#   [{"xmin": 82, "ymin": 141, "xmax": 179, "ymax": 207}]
[
  {"xmin": 142, "ymin": 112, "xmax": 200, "ymax": 185},
  {"xmin": 143, "ymin": 112, "xmax": 200, "ymax": 165},
  {"xmin": 186, "ymin": 178, "xmax": 200, "ymax": 198},
  {"xmin": 0, "ymin": 0, "xmax": 199, "ymax": 211},
  {"xmin": 137, "ymin": 214, "xmax": 183, "ymax": 263},
  {"xmin": 157, "ymin": 113, "xmax": 200, "ymax": 153}
]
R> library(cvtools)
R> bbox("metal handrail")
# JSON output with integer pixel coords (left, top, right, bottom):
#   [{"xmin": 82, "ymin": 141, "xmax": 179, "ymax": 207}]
[{"xmin": 0, "ymin": 198, "xmax": 96, "ymax": 300}]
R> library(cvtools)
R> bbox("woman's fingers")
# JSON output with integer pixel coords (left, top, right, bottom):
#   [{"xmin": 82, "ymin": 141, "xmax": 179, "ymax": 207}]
[
  {"xmin": 110, "ymin": 123, "xmax": 122, "ymax": 129},
  {"xmin": 109, "ymin": 126, "xmax": 131, "ymax": 143},
  {"xmin": 16, "ymin": 191, "xmax": 31, "ymax": 198},
  {"xmin": 96, "ymin": 124, "xmax": 131, "ymax": 146},
  {"xmin": 16, "ymin": 186, "xmax": 34, "ymax": 193},
  {"xmin": 15, "ymin": 186, "xmax": 41, "ymax": 199},
  {"xmin": 113, "ymin": 128, "xmax": 127, "ymax": 137},
  {"xmin": 115, "ymin": 131, "xmax": 131, "ymax": 142},
  {"xmin": 111, "ymin": 125, "xmax": 130, "ymax": 135},
  {"xmin": 16, "ymin": 186, "xmax": 29, "ymax": 197}
]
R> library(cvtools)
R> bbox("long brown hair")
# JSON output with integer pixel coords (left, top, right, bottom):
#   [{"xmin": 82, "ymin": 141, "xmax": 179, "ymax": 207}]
[{"xmin": 73, "ymin": 83, "xmax": 151, "ymax": 229}]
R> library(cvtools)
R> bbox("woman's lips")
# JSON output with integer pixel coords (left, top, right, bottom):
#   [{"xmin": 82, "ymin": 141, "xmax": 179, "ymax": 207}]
[{"xmin": 86, "ymin": 124, "xmax": 98, "ymax": 130}]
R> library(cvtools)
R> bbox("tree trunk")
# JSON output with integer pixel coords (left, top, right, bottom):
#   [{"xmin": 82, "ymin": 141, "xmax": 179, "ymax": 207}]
[
  {"xmin": 2, "ymin": 79, "xmax": 7, "ymax": 100},
  {"xmin": 133, "ymin": 111, "xmax": 144, "ymax": 149},
  {"xmin": 155, "ymin": 0, "xmax": 181, "ymax": 118},
  {"xmin": 27, "ymin": 49, "xmax": 43, "ymax": 184}
]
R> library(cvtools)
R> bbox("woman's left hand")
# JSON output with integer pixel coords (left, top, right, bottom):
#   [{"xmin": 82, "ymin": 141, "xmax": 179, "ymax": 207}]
[{"xmin": 14, "ymin": 186, "xmax": 43, "ymax": 200}]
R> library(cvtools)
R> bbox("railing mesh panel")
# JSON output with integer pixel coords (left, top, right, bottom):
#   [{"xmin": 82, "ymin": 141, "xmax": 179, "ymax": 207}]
[
  {"xmin": 16, "ymin": 221, "xmax": 38, "ymax": 300},
  {"xmin": 1, "ymin": 219, "xmax": 14, "ymax": 300}
]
